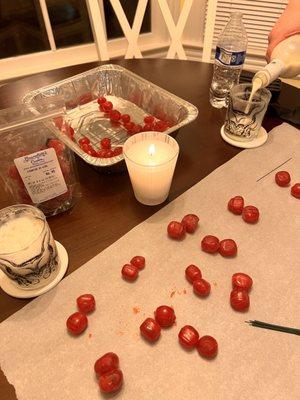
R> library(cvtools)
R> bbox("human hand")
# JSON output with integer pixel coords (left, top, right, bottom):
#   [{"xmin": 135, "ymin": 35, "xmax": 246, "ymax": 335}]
[{"xmin": 267, "ymin": 0, "xmax": 300, "ymax": 61}]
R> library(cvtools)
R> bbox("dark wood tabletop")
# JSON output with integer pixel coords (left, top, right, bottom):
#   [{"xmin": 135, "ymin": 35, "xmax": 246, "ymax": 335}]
[{"xmin": 0, "ymin": 59, "xmax": 293, "ymax": 399}]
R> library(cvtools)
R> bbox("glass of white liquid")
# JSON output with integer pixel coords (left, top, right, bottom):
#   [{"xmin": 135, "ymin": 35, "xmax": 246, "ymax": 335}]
[
  {"xmin": 224, "ymin": 83, "xmax": 271, "ymax": 142},
  {"xmin": 0, "ymin": 204, "xmax": 59, "ymax": 290}
]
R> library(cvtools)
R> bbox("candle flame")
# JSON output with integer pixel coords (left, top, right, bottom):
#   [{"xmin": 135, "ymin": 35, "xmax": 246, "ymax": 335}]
[{"xmin": 148, "ymin": 144, "xmax": 156, "ymax": 156}]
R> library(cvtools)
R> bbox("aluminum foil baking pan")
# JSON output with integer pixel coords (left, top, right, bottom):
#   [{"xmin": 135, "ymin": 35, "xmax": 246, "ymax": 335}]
[{"xmin": 23, "ymin": 64, "xmax": 198, "ymax": 168}]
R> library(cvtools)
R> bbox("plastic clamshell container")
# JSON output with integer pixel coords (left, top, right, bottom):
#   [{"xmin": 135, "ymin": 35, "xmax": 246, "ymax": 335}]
[{"xmin": 0, "ymin": 106, "xmax": 79, "ymax": 216}]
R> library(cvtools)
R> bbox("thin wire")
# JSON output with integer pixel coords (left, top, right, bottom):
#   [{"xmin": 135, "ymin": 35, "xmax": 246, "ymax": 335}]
[
  {"xmin": 256, "ymin": 157, "xmax": 293, "ymax": 182},
  {"xmin": 246, "ymin": 320, "xmax": 300, "ymax": 336}
]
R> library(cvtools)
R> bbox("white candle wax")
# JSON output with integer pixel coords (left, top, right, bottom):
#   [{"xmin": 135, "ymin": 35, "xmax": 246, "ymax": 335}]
[{"xmin": 124, "ymin": 133, "xmax": 179, "ymax": 206}]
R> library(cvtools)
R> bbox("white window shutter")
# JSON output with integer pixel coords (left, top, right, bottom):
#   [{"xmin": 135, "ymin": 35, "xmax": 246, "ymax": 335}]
[{"xmin": 203, "ymin": 0, "xmax": 288, "ymax": 70}]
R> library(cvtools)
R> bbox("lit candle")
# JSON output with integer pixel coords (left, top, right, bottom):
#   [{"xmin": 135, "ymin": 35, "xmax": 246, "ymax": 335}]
[{"xmin": 123, "ymin": 132, "xmax": 179, "ymax": 205}]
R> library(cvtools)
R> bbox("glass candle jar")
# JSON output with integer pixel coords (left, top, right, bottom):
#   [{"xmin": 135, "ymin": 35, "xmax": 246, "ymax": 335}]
[{"xmin": 123, "ymin": 132, "xmax": 179, "ymax": 205}]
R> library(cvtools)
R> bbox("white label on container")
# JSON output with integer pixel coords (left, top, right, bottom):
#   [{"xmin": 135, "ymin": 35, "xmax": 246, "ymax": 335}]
[{"xmin": 14, "ymin": 148, "xmax": 68, "ymax": 204}]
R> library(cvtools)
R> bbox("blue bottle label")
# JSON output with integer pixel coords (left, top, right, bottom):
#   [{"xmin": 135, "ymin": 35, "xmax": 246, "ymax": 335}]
[{"xmin": 215, "ymin": 46, "xmax": 246, "ymax": 66}]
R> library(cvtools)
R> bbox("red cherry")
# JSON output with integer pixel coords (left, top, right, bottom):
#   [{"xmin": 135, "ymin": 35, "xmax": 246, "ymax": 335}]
[
  {"xmin": 96, "ymin": 149, "xmax": 109, "ymax": 158},
  {"xmin": 47, "ymin": 139, "xmax": 65, "ymax": 156},
  {"xmin": 178, "ymin": 325, "xmax": 200, "ymax": 349},
  {"xmin": 153, "ymin": 120, "xmax": 168, "ymax": 132},
  {"xmin": 100, "ymin": 137, "xmax": 111, "ymax": 149},
  {"xmin": 181, "ymin": 214, "xmax": 199, "ymax": 233},
  {"xmin": 275, "ymin": 171, "xmax": 291, "ymax": 187},
  {"xmin": 76, "ymin": 294, "xmax": 95, "ymax": 313},
  {"xmin": 124, "ymin": 122, "xmax": 134, "ymax": 132},
  {"xmin": 155, "ymin": 305, "xmax": 176, "ymax": 328},
  {"xmin": 142, "ymin": 123, "xmax": 154, "ymax": 132},
  {"xmin": 86, "ymin": 148, "xmax": 97, "ymax": 157},
  {"xmin": 196, "ymin": 335, "xmax": 218, "ymax": 359},
  {"xmin": 102, "ymin": 101, "xmax": 113, "ymax": 113},
  {"xmin": 291, "ymin": 183, "xmax": 300, "ymax": 199},
  {"xmin": 80, "ymin": 143, "xmax": 96, "ymax": 156},
  {"xmin": 121, "ymin": 264, "xmax": 139, "ymax": 281},
  {"xmin": 97, "ymin": 97, "xmax": 106, "ymax": 105},
  {"xmin": 94, "ymin": 352, "xmax": 119, "ymax": 376},
  {"xmin": 144, "ymin": 115, "xmax": 155, "ymax": 124},
  {"xmin": 64, "ymin": 124, "xmax": 75, "ymax": 140},
  {"xmin": 8, "ymin": 165, "xmax": 22, "ymax": 182},
  {"xmin": 164, "ymin": 120, "xmax": 174, "ymax": 128},
  {"xmin": 140, "ymin": 318, "xmax": 161, "ymax": 342},
  {"xmin": 219, "ymin": 239, "xmax": 237, "ymax": 257},
  {"xmin": 228, "ymin": 196, "xmax": 244, "ymax": 215},
  {"xmin": 242, "ymin": 205, "xmax": 259, "ymax": 223},
  {"xmin": 185, "ymin": 264, "xmax": 202, "ymax": 284},
  {"xmin": 201, "ymin": 235, "xmax": 220, "ymax": 253},
  {"xmin": 99, "ymin": 369, "xmax": 123, "ymax": 394},
  {"xmin": 130, "ymin": 256, "xmax": 145, "ymax": 270},
  {"xmin": 66, "ymin": 312, "xmax": 88, "ymax": 335},
  {"xmin": 167, "ymin": 221, "xmax": 186, "ymax": 240},
  {"xmin": 81, "ymin": 143, "xmax": 92, "ymax": 152},
  {"xmin": 130, "ymin": 124, "xmax": 142, "ymax": 135},
  {"xmin": 232, "ymin": 273, "xmax": 253, "ymax": 292},
  {"xmin": 193, "ymin": 278, "xmax": 211, "ymax": 297},
  {"xmin": 53, "ymin": 116, "xmax": 63, "ymax": 130},
  {"xmin": 59, "ymin": 158, "xmax": 71, "ymax": 181},
  {"xmin": 230, "ymin": 289, "xmax": 250, "ymax": 311},
  {"xmin": 65, "ymin": 99, "xmax": 78, "ymax": 109},
  {"xmin": 105, "ymin": 149, "xmax": 114, "ymax": 158},
  {"xmin": 78, "ymin": 137, "xmax": 90, "ymax": 147},
  {"xmin": 121, "ymin": 114, "xmax": 130, "ymax": 123},
  {"xmin": 113, "ymin": 146, "xmax": 123, "ymax": 156},
  {"xmin": 109, "ymin": 110, "xmax": 121, "ymax": 122}
]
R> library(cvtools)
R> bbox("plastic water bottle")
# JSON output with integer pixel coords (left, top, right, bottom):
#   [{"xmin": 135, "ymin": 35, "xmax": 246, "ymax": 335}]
[{"xmin": 210, "ymin": 12, "xmax": 248, "ymax": 108}]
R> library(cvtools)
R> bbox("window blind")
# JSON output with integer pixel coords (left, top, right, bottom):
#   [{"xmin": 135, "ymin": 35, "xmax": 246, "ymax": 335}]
[{"xmin": 204, "ymin": 0, "xmax": 288, "ymax": 68}]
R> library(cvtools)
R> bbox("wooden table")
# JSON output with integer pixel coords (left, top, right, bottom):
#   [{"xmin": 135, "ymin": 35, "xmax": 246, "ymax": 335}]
[{"xmin": 0, "ymin": 59, "xmax": 293, "ymax": 399}]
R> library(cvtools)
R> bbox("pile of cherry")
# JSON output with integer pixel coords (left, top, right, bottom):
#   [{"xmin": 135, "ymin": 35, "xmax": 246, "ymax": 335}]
[
  {"xmin": 121, "ymin": 255, "xmax": 145, "ymax": 281},
  {"xmin": 64, "ymin": 170, "xmax": 300, "ymax": 396},
  {"xmin": 167, "ymin": 212, "xmax": 252, "ymax": 311},
  {"xmin": 61, "ymin": 96, "xmax": 172, "ymax": 159},
  {"xmin": 140, "ymin": 306, "xmax": 218, "ymax": 360},
  {"xmin": 66, "ymin": 295, "xmax": 124, "ymax": 394}
]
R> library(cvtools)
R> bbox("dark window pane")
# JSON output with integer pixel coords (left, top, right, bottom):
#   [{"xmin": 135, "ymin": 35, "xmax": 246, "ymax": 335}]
[
  {"xmin": 0, "ymin": 0, "xmax": 50, "ymax": 59},
  {"xmin": 47, "ymin": 0, "xmax": 93, "ymax": 48},
  {"xmin": 104, "ymin": 0, "xmax": 151, "ymax": 40}
]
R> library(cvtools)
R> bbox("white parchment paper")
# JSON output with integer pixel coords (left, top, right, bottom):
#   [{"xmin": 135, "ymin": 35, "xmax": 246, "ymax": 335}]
[{"xmin": 1, "ymin": 123, "xmax": 300, "ymax": 400}]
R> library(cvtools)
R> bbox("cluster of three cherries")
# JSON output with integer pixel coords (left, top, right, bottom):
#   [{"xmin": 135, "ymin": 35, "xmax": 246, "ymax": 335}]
[{"xmin": 140, "ymin": 305, "xmax": 218, "ymax": 359}]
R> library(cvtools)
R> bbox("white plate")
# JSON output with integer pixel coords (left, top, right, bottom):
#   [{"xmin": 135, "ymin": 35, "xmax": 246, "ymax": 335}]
[
  {"xmin": 0, "ymin": 241, "xmax": 68, "ymax": 299},
  {"xmin": 220, "ymin": 125, "xmax": 268, "ymax": 148}
]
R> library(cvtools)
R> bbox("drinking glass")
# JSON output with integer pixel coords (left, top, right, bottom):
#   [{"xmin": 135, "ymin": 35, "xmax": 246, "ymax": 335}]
[
  {"xmin": 224, "ymin": 83, "xmax": 271, "ymax": 141},
  {"xmin": 0, "ymin": 205, "xmax": 59, "ymax": 290}
]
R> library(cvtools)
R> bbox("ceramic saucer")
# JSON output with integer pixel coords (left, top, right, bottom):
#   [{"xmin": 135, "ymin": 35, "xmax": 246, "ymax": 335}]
[
  {"xmin": 0, "ymin": 241, "xmax": 68, "ymax": 299},
  {"xmin": 220, "ymin": 125, "xmax": 268, "ymax": 149}
]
